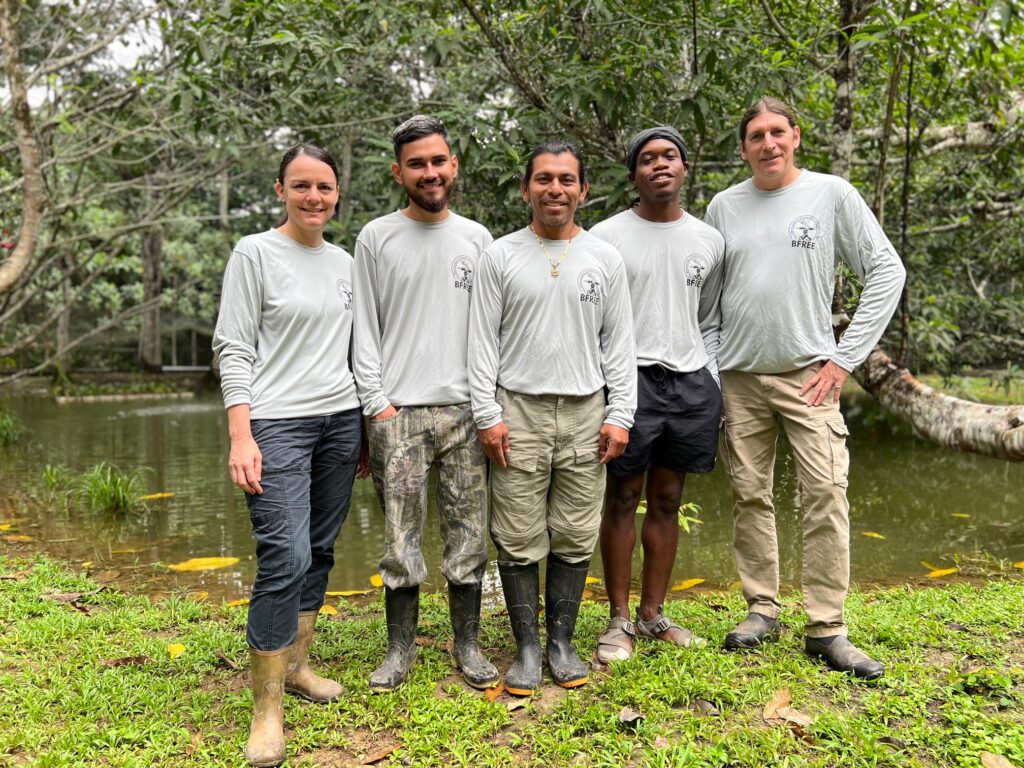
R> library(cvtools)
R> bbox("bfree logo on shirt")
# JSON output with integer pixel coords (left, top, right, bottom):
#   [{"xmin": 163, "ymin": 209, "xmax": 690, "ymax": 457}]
[
  {"xmin": 451, "ymin": 256, "xmax": 474, "ymax": 293},
  {"xmin": 684, "ymin": 254, "xmax": 709, "ymax": 288},
  {"xmin": 577, "ymin": 269, "xmax": 601, "ymax": 305},
  {"xmin": 336, "ymin": 279, "xmax": 353, "ymax": 310},
  {"xmin": 789, "ymin": 215, "xmax": 819, "ymax": 250}
]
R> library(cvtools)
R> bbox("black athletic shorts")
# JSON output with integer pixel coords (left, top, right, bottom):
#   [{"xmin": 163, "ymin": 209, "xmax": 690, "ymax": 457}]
[{"xmin": 607, "ymin": 365, "xmax": 722, "ymax": 478}]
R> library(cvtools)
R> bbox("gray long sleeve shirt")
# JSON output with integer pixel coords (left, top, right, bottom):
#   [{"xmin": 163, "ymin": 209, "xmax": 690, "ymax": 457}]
[
  {"xmin": 590, "ymin": 209, "xmax": 725, "ymax": 380},
  {"xmin": 352, "ymin": 211, "xmax": 493, "ymax": 416},
  {"xmin": 468, "ymin": 227, "xmax": 637, "ymax": 431},
  {"xmin": 705, "ymin": 170, "xmax": 906, "ymax": 374},
  {"xmin": 212, "ymin": 229, "xmax": 359, "ymax": 419}
]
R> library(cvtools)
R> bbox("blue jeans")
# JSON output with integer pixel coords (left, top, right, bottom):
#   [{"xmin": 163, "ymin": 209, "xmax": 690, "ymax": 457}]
[{"xmin": 246, "ymin": 408, "xmax": 361, "ymax": 651}]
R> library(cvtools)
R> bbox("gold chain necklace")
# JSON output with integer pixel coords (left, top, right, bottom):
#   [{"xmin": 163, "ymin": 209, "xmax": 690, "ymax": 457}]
[{"xmin": 529, "ymin": 223, "xmax": 576, "ymax": 278}]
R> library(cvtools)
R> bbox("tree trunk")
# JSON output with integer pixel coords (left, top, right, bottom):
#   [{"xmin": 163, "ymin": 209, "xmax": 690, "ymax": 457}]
[
  {"xmin": 855, "ymin": 349, "xmax": 1024, "ymax": 462},
  {"xmin": 138, "ymin": 225, "xmax": 163, "ymax": 372},
  {"xmin": 56, "ymin": 253, "xmax": 71, "ymax": 370},
  {"xmin": 0, "ymin": 0, "xmax": 47, "ymax": 295}
]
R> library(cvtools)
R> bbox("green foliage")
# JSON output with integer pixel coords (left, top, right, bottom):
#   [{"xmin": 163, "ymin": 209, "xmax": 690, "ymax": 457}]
[
  {"xmin": 0, "ymin": 409, "xmax": 25, "ymax": 445},
  {"xmin": 70, "ymin": 463, "xmax": 148, "ymax": 518},
  {"xmin": 3, "ymin": 0, "xmax": 1023, "ymax": 380}
]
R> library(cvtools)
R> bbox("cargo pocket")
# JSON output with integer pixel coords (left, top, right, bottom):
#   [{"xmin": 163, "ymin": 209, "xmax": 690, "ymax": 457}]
[
  {"xmin": 506, "ymin": 451, "xmax": 538, "ymax": 473},
  {"xmin": 571, "ymin": 445, "xmax": 601, "ymax": 505},
  {"xmin": 826, "ymin": 419, "xmax": 850, "ymax": 487}
]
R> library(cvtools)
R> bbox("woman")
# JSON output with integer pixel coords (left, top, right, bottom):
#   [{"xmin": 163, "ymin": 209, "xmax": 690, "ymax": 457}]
[{"xmin": 213, "ymin": 143, "xmax": 364, "ymax": 768}]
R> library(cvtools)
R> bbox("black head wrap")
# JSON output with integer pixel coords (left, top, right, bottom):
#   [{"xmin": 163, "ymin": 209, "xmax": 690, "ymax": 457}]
[{"xmin": 626, "ymin": 126, "xmax": 689, "ymax": 172}]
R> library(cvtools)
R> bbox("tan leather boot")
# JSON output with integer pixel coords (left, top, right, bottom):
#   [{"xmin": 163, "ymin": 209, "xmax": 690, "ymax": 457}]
[
  {"xmin": 245, "ymin": 647, "xmax": 288, "ymax": 767},
  {"xmin": 285, "ymin": 611, "xmax": 343, "ymax": 703}
]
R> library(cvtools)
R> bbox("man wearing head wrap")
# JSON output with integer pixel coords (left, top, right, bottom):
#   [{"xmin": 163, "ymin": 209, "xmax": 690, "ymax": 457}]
[{"xmin": 590, "ymin": 126, "xmax": 725, "ymax": 662}]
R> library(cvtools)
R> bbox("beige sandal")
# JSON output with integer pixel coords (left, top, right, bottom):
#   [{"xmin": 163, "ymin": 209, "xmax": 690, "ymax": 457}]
[
  {"xmin": 635, "ymin": 609, "xmax": 706, "ymax": 649},
  {"xmin": 596, "ymin": 616, "xmax": 636, "ymax": 663}
]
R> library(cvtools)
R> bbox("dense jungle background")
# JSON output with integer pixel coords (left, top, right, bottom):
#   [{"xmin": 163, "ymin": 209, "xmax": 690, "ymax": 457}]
[{"xmin": 1, "ymin": 0, "xmax": 1021, "ymax": 390}]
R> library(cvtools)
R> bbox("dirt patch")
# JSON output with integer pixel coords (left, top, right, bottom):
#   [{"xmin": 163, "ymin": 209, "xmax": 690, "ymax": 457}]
[{"xmin": 297, "ymin": 728, "xmax": 402, "ymax": 767}]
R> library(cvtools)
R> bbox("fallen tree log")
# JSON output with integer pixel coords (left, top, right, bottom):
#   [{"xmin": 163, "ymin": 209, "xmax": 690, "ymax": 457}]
[{"xmin": 855, "ymin": 348, "xmax": 1024, "ymax": 462}]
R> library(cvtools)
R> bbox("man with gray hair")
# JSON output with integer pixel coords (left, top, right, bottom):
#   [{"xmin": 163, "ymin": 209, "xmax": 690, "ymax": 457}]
[
  {"xmin": 706, "ymin": 98, "xmax": 904, "ymax": 679},
  {"xmin": 591, "ymin": 126, "xmax": 724, "ymax": 663},
  {"xmin": 353, "ymin": 115, "xmax": 498, "ymax": 691}
]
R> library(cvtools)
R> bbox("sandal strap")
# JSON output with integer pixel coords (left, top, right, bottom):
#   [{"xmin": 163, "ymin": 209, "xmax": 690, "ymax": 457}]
[
  {"xmin": 607, "ymin": 616, "xmax": 637, "ymax": 637},
  {"xmin": 636, "ymin": 613, "xmax": 677, "ymax": 638}
]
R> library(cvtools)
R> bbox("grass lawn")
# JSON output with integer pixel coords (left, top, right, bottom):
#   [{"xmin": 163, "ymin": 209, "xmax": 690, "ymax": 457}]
[{"xmin": 1, "ymin": 555, "xmax": 1022, "ymax": 767}]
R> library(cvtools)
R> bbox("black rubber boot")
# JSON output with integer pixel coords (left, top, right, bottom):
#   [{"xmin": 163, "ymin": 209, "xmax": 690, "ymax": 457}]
[
  {"xmin": 499, "ymin": 562, "xmax": 542, "ymax": 696},
  {"xmin": 369, "ymin": 585, "xmax": 419, "ymax": 692},
  {"xmin": 545, "ymin": 555, "xmax": 590, "ymax": 688},
  {"xmin": 448, "ymin": 582, "xmax": 499, "ymax": 689}
]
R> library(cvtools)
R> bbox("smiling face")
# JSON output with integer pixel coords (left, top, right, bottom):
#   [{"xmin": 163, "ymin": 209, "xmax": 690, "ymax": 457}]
[
  {"xmin": 740, "ymin": 111, "xmax": 802, "ymax": 191},
  {"xmin": 630, "ymin": 138, "xmax": 688, "ymax": 204},
  {"xmin": 274, "ymin": 153, "xmax": 339, "ymax": 245},
  {"xmin": 392, "ymin": 133, "xmax": 458, "ymax": 220},
  {"xmin": 521, "ymin": 151, "xmax": 588, "ymax": 239}
]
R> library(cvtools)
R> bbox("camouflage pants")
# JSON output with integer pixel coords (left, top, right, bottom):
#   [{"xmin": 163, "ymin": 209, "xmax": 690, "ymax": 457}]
[{"xmin": 367, "ymin": 403, "xmax": 488, "ymax": 589}]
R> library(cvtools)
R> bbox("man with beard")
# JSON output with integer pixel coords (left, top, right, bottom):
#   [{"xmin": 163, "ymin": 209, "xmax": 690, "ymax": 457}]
[
  {"xmin": 469, "ymin": 142, "xmax": 636, "ymax": 695},
  {"xmin": 706, "ymin": 98, "xmax": 904, "ymax": 679},
  {"xmin": 353, "ymin": 115, "xmax": 498, "ymax": 692},
  {"xmin": 590, "ymin": 127, "xmax": 724, "ymax": 662}
]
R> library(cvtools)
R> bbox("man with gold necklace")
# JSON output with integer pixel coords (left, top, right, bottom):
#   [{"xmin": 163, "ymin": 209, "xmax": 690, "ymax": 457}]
[{"xmin": 468, "ymin": 141, "xmax": 636, "ymax": 695}]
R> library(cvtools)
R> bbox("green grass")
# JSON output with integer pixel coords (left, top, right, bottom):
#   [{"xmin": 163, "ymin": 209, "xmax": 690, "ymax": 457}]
[
  {"xmin": 70, "ymin": 462, "xmax": 148, "ymax": 517},
  {"xmin": 918, "ymin": 370, "xmax": 1024, "ymax": 406},
  {"xmin": 1, "ymin": 555, "xmax": 1022, "ymax": 767},
  {"xmin": 0, "ymin": 408, "xmax": 25, "ymax": 445}
]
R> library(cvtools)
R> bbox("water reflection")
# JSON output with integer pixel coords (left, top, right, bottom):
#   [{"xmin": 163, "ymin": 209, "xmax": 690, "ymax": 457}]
[{"xmin": 1, "ymin": 393, "xmax": 1021, "ymax": 600}]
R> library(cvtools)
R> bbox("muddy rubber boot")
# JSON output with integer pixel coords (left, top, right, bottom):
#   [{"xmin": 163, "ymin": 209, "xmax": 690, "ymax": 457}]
[
  {"xmin": 448, "ymin": 582, "xmax": 500, "ymax": 689},
  {"xmin": 545, "ymin": 555, "xmax": 590, "ymax": 688},
  {"xmin": 284, "ymin": 611, "xmax": 343, "ymax": 703},
  {"xmin": 499, "ymin": 562, "xmax": 542, "ymax": 696},
  {"xmin": 245, "ymin": 646, "xmax": 289, "ymax": 767},
  {"xmin": 369, "ymin": 585, "xmax": 419, "ymax": 692}
]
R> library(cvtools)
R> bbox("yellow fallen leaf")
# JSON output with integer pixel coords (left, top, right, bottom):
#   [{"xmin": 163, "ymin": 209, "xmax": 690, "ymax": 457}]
[
  {"xmin": 1012, "ymin": 561, "xmax": 1023, "ymax": 570},
  {"xmin": 370, "ymin": 573, "xmax": 384, "ymax": 588},
  {"xmin": 319, "ymin": 604, "xmax": 337, "ymax": 616},
  {"xmin": 168, "ymin": 556, "xmax": 240, "ymax": 572},
  {"xmin": 0, "ymin": 523, "xmax": 12, "ymax": 531},
  {"xmin": 862, "ymin": 531, "xmax": 886, "ymax": 540},
  {"xmin": 189, "ymin": 591, "xmax": 209, "ymax": 602},
  {"xmin": 139, "ymin": 492, "xmax": 176, "ymax": 501},
  {"xmin": 950, "ymin": 513, "xmax": 970, "ymax": 518},
  {"xmin": 326, "ymin": 589, "xmax": 372, "ymax": 597},
  {"xmin": 81, "ymin": 561, "xmax": 93, "ymax": 567},
  {"xmin": 927, "ymin": 567, "xmax": 958, "ymax": 578},
  {"xmin": 2, "ymin": 534, "xmax": 33, "ymax": 542},
  {"xmin": 167, "ymin": 643, "xmax": 186, "ymax": 659},
  {"xmin": 585, "ymin": 576, "xmax": 600, "ymax": 585},
  {"xmin": 921, "ymin": 560, "xmax": 940, "ymax": 571},
  {"xmin": 226, "ymin": 598, "xmax": 250, "ymax": 607},
  {"xmin": 671, "ymin": 578, "xmax": 706, "ymax": 591}
]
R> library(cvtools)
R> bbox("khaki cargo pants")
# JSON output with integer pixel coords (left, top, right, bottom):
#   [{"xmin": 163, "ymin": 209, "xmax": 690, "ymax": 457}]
[
  {"xmin": 720, "ymin": 363, "xmax": 851, "ymax": 637},
  {"xmin": 490, "ymin": 388, "xmax": 606, "ymax": 566}
]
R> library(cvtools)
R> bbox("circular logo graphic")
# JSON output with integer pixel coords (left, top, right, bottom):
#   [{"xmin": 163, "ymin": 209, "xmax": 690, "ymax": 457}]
[
  {"xmin": 336, "ymin": 279, "xmax": 353, "ymax": 310},
  {"xmin": 684, "ymin": 254, "xmax": 709, "ymax": 288},
  {"xmin": 789, "ymin": 215, "xmax": 820, "ymax": 243},
  {"xmin": 451, "ymin": 256, "xmax": 474, "ymax": 292},
  {"xmin": 577, "ymin": 269, "xmax": 601, "ymax": 304}
]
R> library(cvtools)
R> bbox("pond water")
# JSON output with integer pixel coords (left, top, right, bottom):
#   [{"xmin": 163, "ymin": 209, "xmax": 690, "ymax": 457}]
[{"xmin": 1, "ymin": 393, "xmax": 1022, "ymax": 602}]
